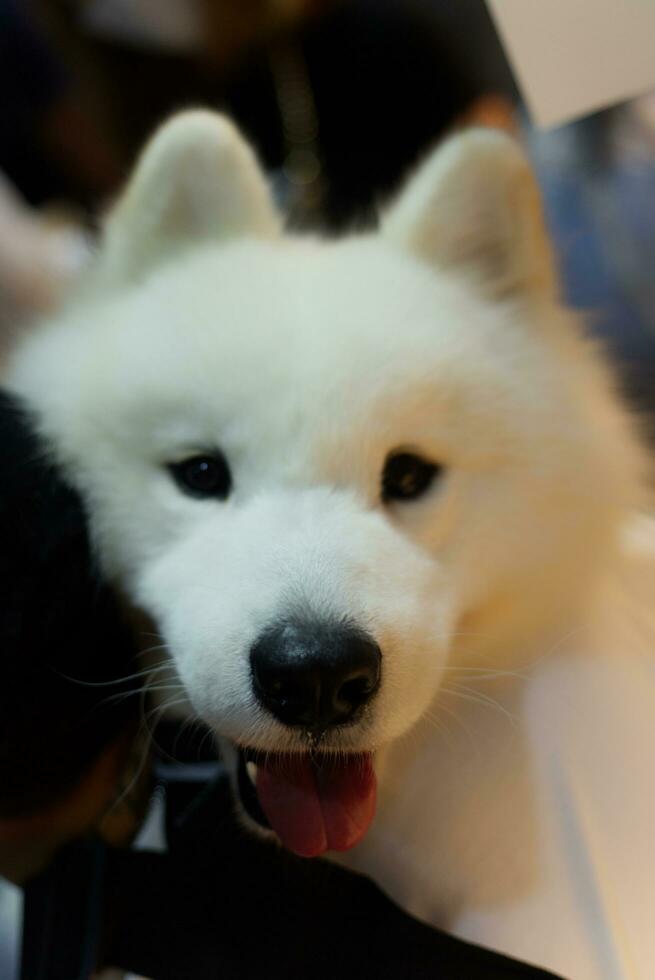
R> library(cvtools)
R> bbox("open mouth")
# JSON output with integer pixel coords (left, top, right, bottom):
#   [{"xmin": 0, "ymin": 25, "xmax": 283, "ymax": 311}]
[{"xmin": 236, "ymin": 746, "xmax": 376, "ymax": 858}]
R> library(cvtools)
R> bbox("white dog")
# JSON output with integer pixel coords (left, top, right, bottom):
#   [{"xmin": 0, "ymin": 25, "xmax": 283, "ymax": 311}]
[{"xmin": 7, "ymin": 112, "xmax": 655, "ymax": 978}]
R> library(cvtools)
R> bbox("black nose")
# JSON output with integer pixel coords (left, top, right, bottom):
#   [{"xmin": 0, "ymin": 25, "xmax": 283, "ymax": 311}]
[{"xmin": 250, "ymin": 619, "xmax": 381, "ymax": 731}]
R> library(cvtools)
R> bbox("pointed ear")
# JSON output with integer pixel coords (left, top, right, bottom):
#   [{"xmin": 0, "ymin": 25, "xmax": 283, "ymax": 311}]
[
  {"xmin": 382, "ymin": 129, "xmax": 556, "ymax": 299},
  {"xmin": 101, "ymin": 110, "xmax": 280, "ymax": 283}
]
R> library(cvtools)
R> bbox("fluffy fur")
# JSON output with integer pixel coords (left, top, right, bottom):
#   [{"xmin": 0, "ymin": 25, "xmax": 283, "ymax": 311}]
[{"xmin": 6, "ymin": 112, "xmax": 654, "ymax": 976}]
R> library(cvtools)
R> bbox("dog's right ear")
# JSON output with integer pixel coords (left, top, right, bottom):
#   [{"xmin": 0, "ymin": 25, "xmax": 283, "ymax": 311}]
[
  {"xmin": 382, "ymin": 129, "xmax": 556, "ymax": 300},
  {"xmin": 100, "ymin": 111, "xmax": 280, "ymax": 284}
]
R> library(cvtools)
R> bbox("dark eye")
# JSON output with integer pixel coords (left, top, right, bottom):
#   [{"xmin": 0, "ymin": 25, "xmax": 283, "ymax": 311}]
[
  {"xmin": 381, "ymin": 452, "xmax": 441, "ymax": 503},
  {"xmin": 168, "ymin": 452, "xmax": 231, "ymax": 499}
]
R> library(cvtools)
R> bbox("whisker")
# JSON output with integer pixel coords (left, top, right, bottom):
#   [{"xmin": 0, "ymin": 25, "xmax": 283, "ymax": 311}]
[
  {"xmin": 52, "ymin": 662, "xmax": 171, "ymax": 689},
  {"xmin": 93, "ymin": 684, "xmax": 182, "ymax": 710},
  {"xmin": 441, "ymin": 684, "xmax": 516, "ymax": 726}
]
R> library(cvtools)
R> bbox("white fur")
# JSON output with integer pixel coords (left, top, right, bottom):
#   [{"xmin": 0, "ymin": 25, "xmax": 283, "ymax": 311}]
[{"xmin": 6, "ymin": 112, "xmax": 655, "ymax": 977}]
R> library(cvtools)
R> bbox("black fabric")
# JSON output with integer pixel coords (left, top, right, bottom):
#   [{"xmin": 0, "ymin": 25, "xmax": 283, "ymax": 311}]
[
  {"xmin": 0, "ymin": 390, "xmax": 138, "ymax": 817},
  {"xmin": 101, "ymin": 773, "xmax": 562, "ymax": 980},
  {"xmin": 21, "ymin": 840, "xmax": 105, "ymax": 980}
]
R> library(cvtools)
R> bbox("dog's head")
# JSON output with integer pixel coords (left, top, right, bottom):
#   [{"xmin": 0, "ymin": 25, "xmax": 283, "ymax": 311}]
[{"xmin": 8, "ymin": 113, "xmax": 644, "ymax": 855}]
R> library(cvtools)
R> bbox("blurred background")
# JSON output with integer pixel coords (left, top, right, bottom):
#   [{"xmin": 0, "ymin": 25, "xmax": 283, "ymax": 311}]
[{"xmin": 1, "ymin": 1, "xmax": 654, "ymax": 975}]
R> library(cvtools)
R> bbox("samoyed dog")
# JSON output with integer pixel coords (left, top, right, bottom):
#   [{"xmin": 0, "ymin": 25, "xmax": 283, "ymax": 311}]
[{"xmin": 6, "ymin": 112, "xmax": 655, "ymax": 978}]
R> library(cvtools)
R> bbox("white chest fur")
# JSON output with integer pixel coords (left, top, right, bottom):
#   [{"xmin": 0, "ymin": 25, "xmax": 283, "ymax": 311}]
[{"xmin": 340, "ymin": 536, "xmax": 655, "ymax": 980}]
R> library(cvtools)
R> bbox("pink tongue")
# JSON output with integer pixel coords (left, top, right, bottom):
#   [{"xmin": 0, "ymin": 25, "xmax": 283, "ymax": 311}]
[{"xmin": 255, "ymin": 753, "xmax": 376, "ymax": 858}]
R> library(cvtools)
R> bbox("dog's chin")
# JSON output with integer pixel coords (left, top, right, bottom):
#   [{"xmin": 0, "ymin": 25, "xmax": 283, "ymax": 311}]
[{"xmin": 229, "ymin": 743, "xmax": 377, "ymax": 859}]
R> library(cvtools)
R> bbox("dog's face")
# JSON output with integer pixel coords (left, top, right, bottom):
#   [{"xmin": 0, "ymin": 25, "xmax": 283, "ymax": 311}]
[{"xmin": 8, "ymin": 114, "xmax": 642, "ymax": 856}]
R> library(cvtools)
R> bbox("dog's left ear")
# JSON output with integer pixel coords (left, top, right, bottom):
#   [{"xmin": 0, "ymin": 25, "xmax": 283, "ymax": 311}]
[
  {"xmin": 100, "ymin": 111, "xmax": 280, "ymax": 284},
  {"xmin": 382, "ymin": 129, "xmax": 556, "ymax": 299}
]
